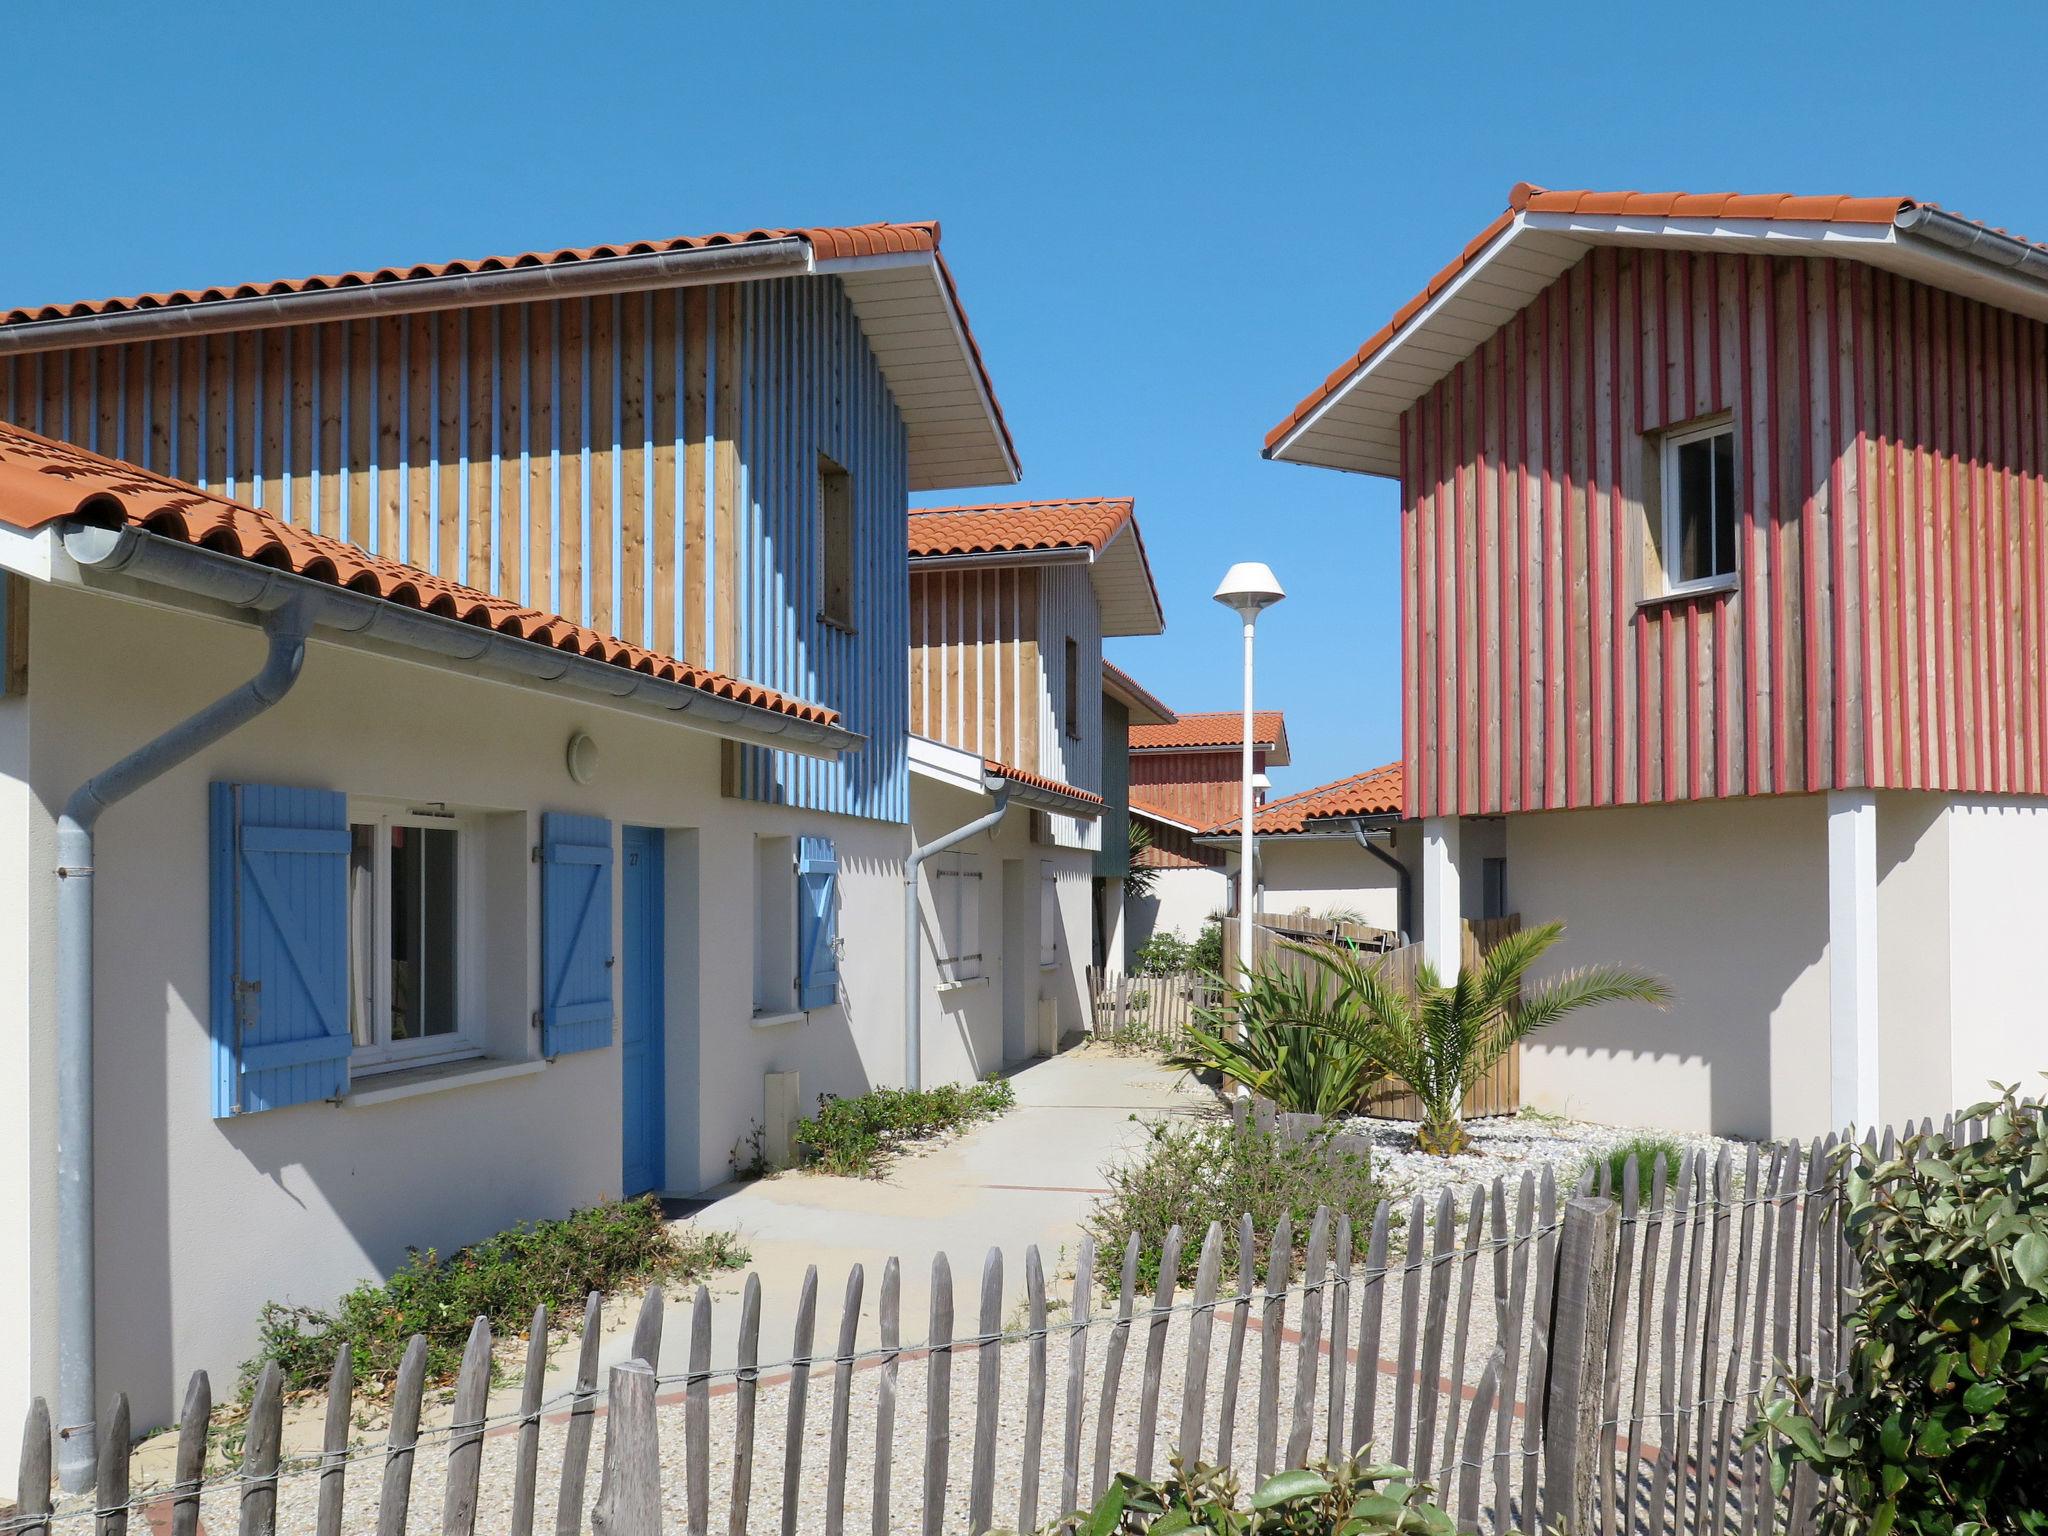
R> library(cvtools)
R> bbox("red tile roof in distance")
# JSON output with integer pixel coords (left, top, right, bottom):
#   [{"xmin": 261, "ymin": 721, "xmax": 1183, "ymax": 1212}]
[
  {"xmin": 1261, "ymin": 182, "xmax": 2039, "ymax": 454},
  {"xmin": 1130, "ymin": 711, "xmax": 1286, "ymax": 751},
  {"xmin": 0, "ymin": 419, "xmax": 839, "ymax": 726},
  {"xmin": 1127, "ymin": 792, "xmax": 1202, "ymax": 830},
  {"xmin": 907, "ymin": 498, "xmax": 1134, "ymax": 558},
  {"xmin": 984, "ymin": 758, "xmax": 1104, "ymax": 806},
  {"xmin": 0, "ymin": 221, "xmax": 937, "ymax": 327},
  {"xmin": 1210, "ymin": 763, "xmax": 1404, "ymax": 836}
]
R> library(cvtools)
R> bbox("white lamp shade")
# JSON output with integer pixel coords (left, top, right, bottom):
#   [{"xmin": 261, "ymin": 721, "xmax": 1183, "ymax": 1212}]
[
  {"xmin": 1252, "ymin": 772, "xmax": 1271, "ymax": 790},
  {"xmin": 1212, "ymin": 561, "xmax": 1285, "ymax": 614}
]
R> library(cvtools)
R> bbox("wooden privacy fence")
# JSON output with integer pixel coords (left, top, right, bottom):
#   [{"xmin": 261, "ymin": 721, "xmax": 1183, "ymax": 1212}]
[{"xmin": 12, "ymin": 1115, "xmax": 1970, "ymax": 1536}]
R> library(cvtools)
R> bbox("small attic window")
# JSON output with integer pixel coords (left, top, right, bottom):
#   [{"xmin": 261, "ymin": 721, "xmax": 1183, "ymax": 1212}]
[{"xmin": 1658, "ymin": 420, "xmax": 1738, "ymax": 592}]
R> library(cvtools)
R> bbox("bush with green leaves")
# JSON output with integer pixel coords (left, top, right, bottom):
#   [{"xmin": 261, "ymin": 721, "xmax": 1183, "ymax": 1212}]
[
  {"xmin": 1036, "ymin": 1454, "xmax": 1456, "ymax": 1535},
  {"xmin": 248, "ymin": 1196, "xmax": 745, "ymax": 1394},
  {"xmin": 1750, "ymin": 1084, "xmax": 2047, "ymax": 1535},
  {"xmin": 1190, "ymin": 919, "xmax": 1225, "ymax": 975},
  {"xmin": 1168, "ymin": 953, "xmax": 1385, "ymax": 1115},
  {"xmin": 795, "ymin": 1077, "xmax": 1016, "ymax": 1176},
  {"xmin": 1088, "ymin": 1118, "xmax": 1380, "ymax": 1294},
  {"xmin": 1135, "ymin": 929, "xmax": 1197, "ymax": 977}
]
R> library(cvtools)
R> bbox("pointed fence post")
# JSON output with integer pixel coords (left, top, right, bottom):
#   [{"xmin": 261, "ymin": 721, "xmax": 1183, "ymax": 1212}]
[{"xmin": 1543, "ymin": 1194, "xmax": 1621, "ymax": 1536}]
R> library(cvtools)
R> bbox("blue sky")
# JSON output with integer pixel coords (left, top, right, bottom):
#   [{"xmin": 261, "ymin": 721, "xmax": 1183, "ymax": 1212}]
[{"xmin": 12, "ymin": 0, "xmax": 2048, "ymax": 794}]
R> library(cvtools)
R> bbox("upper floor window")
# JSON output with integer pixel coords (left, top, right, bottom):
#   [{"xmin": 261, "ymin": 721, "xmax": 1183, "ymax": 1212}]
[
  {"xmin": 818, "ymin": 454, "xmax": 856, "ymax": 632},
  {"xmin": 1064, "ymin": 638, "xmax": 1081, "ymax": 739},
  {"xmin": 1659, "ymin": 420, "xmax": 1737, "ymax": 592}
]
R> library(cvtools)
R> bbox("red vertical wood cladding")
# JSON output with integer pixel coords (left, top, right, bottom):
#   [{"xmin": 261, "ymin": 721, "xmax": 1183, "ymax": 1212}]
[
  {"xmin": 1400, "ymin": 248, "xmax": 2048, "ymax": 818},
  {"xmin": 1127, "ymin": 749, "xmax": 1277, "ymax": 831}
]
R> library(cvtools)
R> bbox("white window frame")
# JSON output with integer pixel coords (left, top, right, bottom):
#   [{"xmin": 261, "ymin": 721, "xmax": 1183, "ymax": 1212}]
[
  {"xmin": 933, "ymin": 854, "xmax": 984, "ymax": 984},
  {"xmin": 1657, "ymin": 418, "xmax": 1739, "ymax": 595},
  {"xmin": 346, "ymin": 800, "xmax": 485, "ymax": 1073}
]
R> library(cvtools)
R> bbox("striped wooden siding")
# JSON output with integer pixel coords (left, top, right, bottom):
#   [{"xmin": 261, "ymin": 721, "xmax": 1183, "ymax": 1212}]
[
  {"xmin": 0, "ymin": 276, "xmax": 909, "ymax": 823},
  {"xmin": 1400, "ymin": 246, "xmax": 2048, "ymax": 820},
  {"xmin": 909, "ymin": 564, "xmax": 1041, "ymax": 771},
  {"xmin": 1129, "ymin": 750, "xmax": 1270, "ymax": 831}
]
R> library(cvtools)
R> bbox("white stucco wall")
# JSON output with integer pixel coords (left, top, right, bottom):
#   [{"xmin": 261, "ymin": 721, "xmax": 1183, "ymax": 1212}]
[
  {"xmin": 1506, "ymin": 796, "xmax": 1835, "ymax": 1140},
  {"xmin": 910, "ymin": 776, "xmax": 1091, "ymax": 1082},
  {"xmin": 1875, "ymin": 792, "xmax": 1953, "ymax": 1124},
  {"xmin": 1944, "ymin": 799, "xmax": 2048, "ymax": 1105},
  {"xmin": 3, "ymin": 583, "xmax": 912, "ymax": 1438},
  {"xmin": 1126, "ymin": 865, "xmax": 1227, "ymax": 960},
  {"xmin": 1256, "ymin": 823, "xmax": 1423, "ymax": 934}
]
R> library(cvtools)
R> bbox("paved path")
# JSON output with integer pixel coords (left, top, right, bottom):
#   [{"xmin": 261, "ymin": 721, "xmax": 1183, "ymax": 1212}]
[{"xmin": 605, "ymin": 1043, "xmax": 1206, "ymax": 1382}]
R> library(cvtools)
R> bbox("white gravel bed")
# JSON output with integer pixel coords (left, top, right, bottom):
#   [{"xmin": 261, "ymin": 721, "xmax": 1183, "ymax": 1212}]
[{"xmin": 1345, "ymin": 1111, "xmax": 1747, "ymax": 1216}]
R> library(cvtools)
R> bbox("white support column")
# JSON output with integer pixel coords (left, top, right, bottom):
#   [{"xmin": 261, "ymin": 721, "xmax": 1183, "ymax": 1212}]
[
  {"xmin": 1101, "ymin": 875, "xmax": 1128, "ymax": 975},
  {"xmin": 1827, "ymin": 790, "xmax": 1881, "ymax": 1130},
  {"xmin": 1421, "ymin": 816, "xmax": 1463, "ymax": 980}
]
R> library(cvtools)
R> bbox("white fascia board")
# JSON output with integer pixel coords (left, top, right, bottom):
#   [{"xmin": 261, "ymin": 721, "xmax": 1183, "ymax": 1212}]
[
  {"xmin": 908, "ymin": 733, "xmax": 988, "ymax": 796},
  {"xmin": 0, "ymin": 523, "xmax": 74, "ymax": 583},
  {"xmin": 1517, "ymin": 211, "xmax": 1899, "ymax": 250},
  {"xmin": 1267, "ymin": 212, "xmax": 1529, "ymax": 466}
]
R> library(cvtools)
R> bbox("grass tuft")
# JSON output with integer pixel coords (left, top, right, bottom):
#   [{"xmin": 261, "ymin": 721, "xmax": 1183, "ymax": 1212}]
[{"xmin": 795, "ymin": 1077, "xmax": 1017, "ymax": 1176}]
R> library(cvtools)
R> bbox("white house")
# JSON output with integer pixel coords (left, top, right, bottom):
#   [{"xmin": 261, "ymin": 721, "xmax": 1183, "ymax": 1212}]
[{"xmin": 0, "ymin": 217, "xmax": 1022, "ymax": 1476}]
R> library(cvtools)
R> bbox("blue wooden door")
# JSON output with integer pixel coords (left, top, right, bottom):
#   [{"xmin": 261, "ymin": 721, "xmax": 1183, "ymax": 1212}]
[{"xmin": 620, "ymin": 826, "xmax": 666, "ymax": 1197}]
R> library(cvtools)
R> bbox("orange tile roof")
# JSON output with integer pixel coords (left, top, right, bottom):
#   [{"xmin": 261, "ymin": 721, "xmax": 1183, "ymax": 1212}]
[
  {"xmin": 1127, "ymin": 792, "xmax": 1202, "ymax": 831},
  {"xmin": 1209, "ymin": 763, "xmax": 1404, "ymax": 836},
  {"xmin": 907, "ymin": 497, "xmax": 1134, "ymax": 558},
  {"xmin": 0, "ymin": 419, "xmax": 839, "ymax": 726},
  {"xmin": 1131, "ymin": 711, "xmax": 1285, "ymax": 751},
  {"xmin": 1263, "ymin": 182, "xmax": 2045, "ymax": 454},
  {"xmin": 1, "ymin": 220, "xmax": 936, "ymax": 327},
  {"xmin": 984, "ymin": 757, "xmax": 1103, "ymax": 807}
]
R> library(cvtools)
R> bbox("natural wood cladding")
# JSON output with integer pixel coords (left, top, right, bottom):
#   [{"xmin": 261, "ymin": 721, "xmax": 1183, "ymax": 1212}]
[
  {"xmin": 909, "ymin": 565, "xmax": 1040, "ymax": 769},
  {"xmin": 1399, "ymin": 245, "xmax": 2048, "ymax": 820},
  {"xmin": 1129, "ymin": 749, "xmax": 1269, "ymax": 831},
  {"xmin": 0, "ymin": 288, "xmax": 763, "ymax": 674}
]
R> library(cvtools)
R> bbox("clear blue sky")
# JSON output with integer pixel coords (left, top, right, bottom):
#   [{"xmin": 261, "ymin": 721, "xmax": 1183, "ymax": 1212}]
[{"xmin": 12, "ymin": 0, "xmax": 2048, "ymax": 794}]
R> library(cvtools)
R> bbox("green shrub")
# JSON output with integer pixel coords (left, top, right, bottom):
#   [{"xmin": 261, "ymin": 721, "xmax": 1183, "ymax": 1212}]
[
  {"xmin": 1578, "ymin": 1135, "xmax": 1686, "ymax": 1195},
  {"xmin": 1750, "ymin": 1084, "xmax": 2048, "ymax": 1535},
  {"xmin": 1043, "ymin": 1453, "xmax": 1456, "ymax": 1534},
  {"xmin": 1088, "ymin": 1119, "xmax": 1380, "ymax": 1294},
  {"xmin": 1190, "ymin": 919, "xmax": 1225, "ymax": 975},
  {"xmin": 1134, "ymin": 929, "xmax": 1195, "ymax": 977},
  {"xmin": 248, "ymin": 1196, "xmax": 746, "ymax": 1395},
  {"xmin": 1169, "ymin": 952, "xmax": 1385, "ymax": 1115},
  {"xmin": 795, "ymin": 1077, "xmax": 1016, "ymax": 1176}
]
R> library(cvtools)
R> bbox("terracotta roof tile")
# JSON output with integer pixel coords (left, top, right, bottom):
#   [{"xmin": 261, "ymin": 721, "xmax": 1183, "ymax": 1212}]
[
  {"xmin": 1210, "ymin": 763, "xmax": 1404, "ymax": 836},
  {"xmin": 0, "ymin": 221, "xmax": 938, "ymax": 328},
  {"xmin": 1128, "ymin": 792, "xmax": 1201, "ymax": 830},
  {"xmin": 907, "ymin": 498, "xmax": 1134, "ymax": 558},
  {"xmin": 1130, "ymin": 711, "xmax": 1285, "ymax": 751},
  {"xmin": 983, "ymin": 757, "xmax": 1103, "ymax": 807},
  {"xmin": 1264, "ymin": 182, "xmax": 2046, "ymax": 455},
  {"xmin": 0, "ymin": 419, "xmax": 839, "ymax": 727}
]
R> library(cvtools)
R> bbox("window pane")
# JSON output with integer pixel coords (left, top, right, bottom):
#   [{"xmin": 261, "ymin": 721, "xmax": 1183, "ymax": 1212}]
[
  {"xmin": 389, "ymin": 825, "xmax": 459, "ymax": 1041},
  {"xmin": 1712, "ymin": 430, "xmax": 1737, "ymax": 577},
  {"xmin": 348, "ymin": 825, "xmax": 377, "ymax": 1049},
  {"xmin": 1676, "ymin": 436, "xmax": 1713, "ymax": 583}
]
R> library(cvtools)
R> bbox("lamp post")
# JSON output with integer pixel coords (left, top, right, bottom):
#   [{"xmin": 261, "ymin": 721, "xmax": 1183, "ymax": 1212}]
[{"xmin": 1213, "ymin": 562, "xmax": 1285, "ymax": 989}]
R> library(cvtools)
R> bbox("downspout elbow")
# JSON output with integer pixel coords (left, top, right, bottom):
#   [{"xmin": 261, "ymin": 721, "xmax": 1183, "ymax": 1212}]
[{"xmin": 1353, "ymin": 821, "xmax": 1412, "ymax": 944}]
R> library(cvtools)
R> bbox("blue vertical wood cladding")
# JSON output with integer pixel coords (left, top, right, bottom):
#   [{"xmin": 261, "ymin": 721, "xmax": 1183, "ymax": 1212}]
[
  {"xmin": 208, "ymin": 781, "xmax": 354, "ymax": 1117},
  {"xmin": 795, "ymin": 834, "xmax": 841, "ymax": 1008},
  {"xmin": 619, "ymin": 825, "xmax": 666, "ymax": 1196},
  {"xmin": 0, "ymin": 275, "xmax": 911, "ymax": 823},
  {"xmin": 539, "ymin": 812, "xmax": 616, "ymax": 1057}
]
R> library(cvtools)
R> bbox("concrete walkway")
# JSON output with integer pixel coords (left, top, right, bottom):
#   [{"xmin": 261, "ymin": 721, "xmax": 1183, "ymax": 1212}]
[{"xmin": 606, "ymin": 1044, "xmax": 1206, "ymax": 1382}]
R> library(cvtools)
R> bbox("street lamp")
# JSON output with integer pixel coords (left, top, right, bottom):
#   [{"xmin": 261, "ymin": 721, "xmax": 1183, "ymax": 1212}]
[{"xmin": 1213, "ymin": 562, "xmax": 1284, "ymax": 989}]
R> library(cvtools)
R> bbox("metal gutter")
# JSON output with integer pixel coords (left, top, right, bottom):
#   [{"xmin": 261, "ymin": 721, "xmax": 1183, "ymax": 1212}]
[
  {"xmin": 0, "ymin": 239, "xmax": 814, "ymax": 356},
  {"xmin": 61, "ymin": 525, "xmax": 862, "ymax": 758},
  {"xmin": 904, "ymin": 548, "xmax": 1093, "ymax": 573},
  {"xmin": 904, "ymin": 786, "xmax": 1011, "ymax": 1091},
  {"xmin": 981, "ymin": 768, "xmax": 1101, "ymax": 820},
  {"xmin": 1894, "ymin": 205, "xmax": 2048, "ymax": 289},
  {"xmin": 1352, "ymin": 820, "xmax": 1412, "ymax": 943},
  {"xmin": 55, "ymin": 598, "xmax": 311, "ymax": 1491}
]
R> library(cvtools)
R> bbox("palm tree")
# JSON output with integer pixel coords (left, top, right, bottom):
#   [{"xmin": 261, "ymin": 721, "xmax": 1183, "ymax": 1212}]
[
  {"xmin": 1166, "ymin": 952, "xmax": 1386, "ymax": 1115},
  {"xmin": 1293, "ymin": 922, "xmax": 1671, "ymax": 1155}
]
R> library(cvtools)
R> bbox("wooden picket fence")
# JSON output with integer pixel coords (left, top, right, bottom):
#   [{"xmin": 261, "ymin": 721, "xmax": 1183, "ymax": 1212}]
[
  {"xmin": 1083, "ymin": 967, "xmax": 1216, "ymax": 1052},
  {"xmin": 17, "ymin": 1111, "xmax": 2003, "ymax": 1535}
]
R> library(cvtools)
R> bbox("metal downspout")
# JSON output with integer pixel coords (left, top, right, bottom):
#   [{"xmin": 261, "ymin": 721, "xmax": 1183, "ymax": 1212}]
[
  {"xmin": 903, "ymin": 784, "xmax": 1010, "ymax": 1091},
  {"xmin": 1352, "ymin": 821, "xmax": 1412, "ymax": 944},
  {"xmin": 54, "ymin": 599, "xmax": 310, "ymax": 1492}
]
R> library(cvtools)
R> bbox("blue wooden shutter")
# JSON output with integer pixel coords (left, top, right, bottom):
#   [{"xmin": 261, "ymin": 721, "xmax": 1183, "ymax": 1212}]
[
  {"xmin": 796, "ymin": 836, "xmax": 840, "ymax": 1009},
  {"xmin": 209, "ymin": 782, "xmax": 352, "ymax": 1117},
  {"xmin": 541, "ymin": 812, "xmax": 615, "ymax": 1056}
]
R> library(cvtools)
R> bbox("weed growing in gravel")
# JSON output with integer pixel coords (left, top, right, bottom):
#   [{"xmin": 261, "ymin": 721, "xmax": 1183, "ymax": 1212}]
[
  {"xmin": 1089, "ymin": 1118, "xmax": 1382, "ymax": 1294},
  {"xmin": 1578, "ymin": 1134, "xmax": 1686, "ymax": 1194},
  {"xmin": 795, "ymin": 1077, "xmax": 1017, "ymax": 1176},
  {"xmin": 245, "ymin": 1196, "xmax": 746, "ymax": 1395}
]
